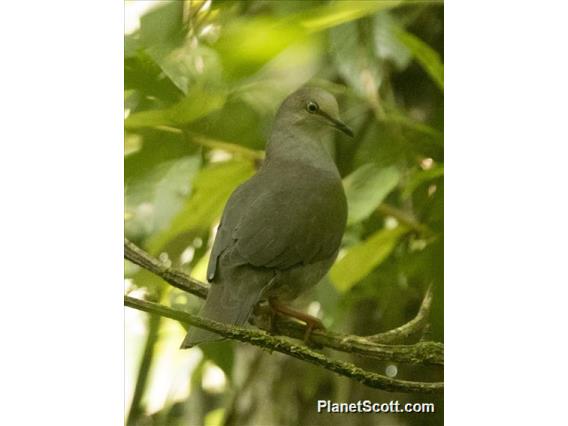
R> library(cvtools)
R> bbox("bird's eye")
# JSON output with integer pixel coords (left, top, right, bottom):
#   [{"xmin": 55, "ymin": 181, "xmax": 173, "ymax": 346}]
[{"xmin": 306, "ymin": 101, "xmax": 319, "ymax": 113}]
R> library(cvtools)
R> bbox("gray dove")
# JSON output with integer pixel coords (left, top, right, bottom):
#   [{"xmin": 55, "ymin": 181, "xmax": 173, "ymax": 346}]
[{"xmin": 181, "ymin": 86, "xmax": 352, "ymax": 348}]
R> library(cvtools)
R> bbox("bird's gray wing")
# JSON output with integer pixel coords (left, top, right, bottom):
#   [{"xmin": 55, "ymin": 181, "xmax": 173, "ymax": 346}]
[
  {"xmin": 206, "ymin": 183, "xmax": 252, "ymax": 282},
  {"xmin": 232, "ymin": 170, "xmax": 347, "ymax": 271},
  {"xmin": 207, "ymin": 167, "xmax": 347, "ymax": 279}
]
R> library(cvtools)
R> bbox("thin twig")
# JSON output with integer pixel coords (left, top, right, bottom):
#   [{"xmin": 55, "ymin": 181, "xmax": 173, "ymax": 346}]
[
  {"xmin": 188, "ymin": 132, "xmax": 265, "ymax": 161},
  {"xmin": 152, "ymin": 125, "xmax": 265, "ymax": 161},
  {"xmin": 377, "ymin": 203, "xmax": 433, "ymax": 235},
  {"xmin": 366, "ymin": 284, "xmax": 434, "ymax": 343}
]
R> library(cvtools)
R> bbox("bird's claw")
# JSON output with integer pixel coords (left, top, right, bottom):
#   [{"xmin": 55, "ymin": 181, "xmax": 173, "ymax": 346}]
[
  {"xmin": 269, "ymin": 298, "xmax": 325, "ymax": 347},
  {"xmin": 302, "ymin": 319, "xmax": 325, "ymax": 347}
]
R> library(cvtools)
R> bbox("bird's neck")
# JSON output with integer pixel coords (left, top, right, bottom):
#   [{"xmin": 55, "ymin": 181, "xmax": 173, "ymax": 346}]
[{"xmin": 265, "ymin": 124, "xmax": 339, "ymax": 175}]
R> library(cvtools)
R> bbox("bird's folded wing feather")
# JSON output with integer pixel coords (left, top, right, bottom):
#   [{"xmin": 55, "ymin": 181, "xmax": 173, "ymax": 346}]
[{"xmin": 207, "ymin": 168, "xmax": 346, "ymax": 281}]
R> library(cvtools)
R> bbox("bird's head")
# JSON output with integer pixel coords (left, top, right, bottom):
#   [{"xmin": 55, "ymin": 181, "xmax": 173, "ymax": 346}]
[{"xmin": 276, "ymin": 86, "xmax": 354, "ymax": 138}]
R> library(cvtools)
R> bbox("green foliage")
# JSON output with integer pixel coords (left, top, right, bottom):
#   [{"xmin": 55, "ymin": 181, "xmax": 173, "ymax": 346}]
[
  {"xmin": 397, "ymin": 28, "xmax": 444, "ymax": 91},
  {"xmin": 298, "ymin": 0, "xmax": 403, "ymax": 32},
  {"xmin": 403, "ymin": 164, "xmax": 444, "ymax": 199},
  {"xmin": 125, "ymin": 85, "xmax": 227, "ymax": 129},
  {"xmin": 329, "ymin": 20, "xmax": 384, "ymax": 98},
  {"xmin": 147, "ymin": 159, "xmax": 255, "ymax": 254},
  {"xmin": 344, "ymin": 164, "xmax": 400, "ymax": 225},
  {"xmin": 215, "ymin": 17, "xmax": 305, "ymax": 80},
  {"xmin": 331, "ymin": 226, "xmax": 409, "ymax": 292},
  {"xmin": 124, "ymin": 1, "xmax": 443, "ymax": 424},
  {"xmin": 125, "ymin": 154, "xmax": 201, "ymax": 238}
]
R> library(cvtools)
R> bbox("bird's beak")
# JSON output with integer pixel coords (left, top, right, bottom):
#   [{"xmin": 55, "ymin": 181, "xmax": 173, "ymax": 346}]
[
  {"xmin": 331, "ymin": 118, "xmax": 354, "ymax": 138},
  {"xmin": 319, "ymin": 110, "xmax": 354, "ymax": 138}
]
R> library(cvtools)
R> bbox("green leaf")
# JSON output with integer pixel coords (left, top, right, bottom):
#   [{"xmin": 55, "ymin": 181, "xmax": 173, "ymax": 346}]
[
  {"xmin": 138, "ymin": 1, "xmax": 184, "ymax": 47},
  {"xmin": 125, "ymin": 49, "xmax": 183, "ymax": 102},
  {"xmin": 188, "ymin": 98, "xmax": 269, "ymax": 152},
  {"xmin": 125, "ymin": 155, "xmax": 202, "ymax": 241},
  {"xmin": 330, "ymin": 226, "xmax": 408, "ymax": 292},
  {"xmin": 125, "ymin": 130, "xmax": 198, "ymax": 183},
  {"xmin": 298, "ymin": 0, "xmax": 403, "ymax": 32},
  {"xmin": 214, "ymin": 18, "xmax": 305, "ymax": 80},
  {"xmin": 397, "ymin": 29, "xmax": 444, "ymax": 91},
  {"xmin": 213, "ymin": 1, "xmax": 403, "ymax": 81},
  {"xmin": 125, "ymin": 85, "xmax": 227, "ymax": 130},
  {"xmin": 372, "ymin": 12, "xmax": 412, "ymax": 70},
  {"xmin": 147, "ymin": 160, "xmax": 255, "ymax": 253},
  {"xmin": 147, "ymin": 44, "xmax": 222, "ymax": 95},
  {"xmin": 343, "ymin": 164, "xmax": 400, "ymax": 225},
  {"xmin": 329, "ymin": 21, "xmax": 383, "ymax": 98},
  {"xmin": 124, "ymin": 132, "xmax": 142, "ymax": 156}
]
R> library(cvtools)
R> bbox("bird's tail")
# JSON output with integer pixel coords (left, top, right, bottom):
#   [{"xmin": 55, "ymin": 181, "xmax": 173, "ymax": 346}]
[{"xmin": 180, "ymin": 280, "xmax": 263, "ymax": 348}]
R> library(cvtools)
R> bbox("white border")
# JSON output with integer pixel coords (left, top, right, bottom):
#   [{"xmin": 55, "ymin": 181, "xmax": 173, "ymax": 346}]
[{"xmin": 1, "ymin": 2, "xmax": 123, "ymax": 424}]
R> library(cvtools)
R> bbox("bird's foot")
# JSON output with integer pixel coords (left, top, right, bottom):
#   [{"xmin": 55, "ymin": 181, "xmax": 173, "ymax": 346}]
[
  {"xmin": 301, "ymin": 321, "xmax": 325, "ymax": 346},
  {"xmin": 269, "ymin": 299, "xmax": 325, "ymax": 346}
]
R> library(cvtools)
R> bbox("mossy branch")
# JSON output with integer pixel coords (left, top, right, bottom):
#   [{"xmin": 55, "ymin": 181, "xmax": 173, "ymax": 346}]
[
  {"xmin": 125, "ymin": 295, "xmax": 442, "ymax": 394},
  {"xmin": 124, "ymin": 239, "xmax": 443, "ymax": 393},
  {"xmin": 125, "ymin": 238, "xmax": 207, "ymax": 299}
]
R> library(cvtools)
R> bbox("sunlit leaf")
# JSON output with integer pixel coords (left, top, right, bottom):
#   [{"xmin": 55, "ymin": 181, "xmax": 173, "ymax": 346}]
[
  {"xmin": 125, "ymin": 85, "xmax": 227, "ymax": 129},
  {"xmin": 298, "ymin": 0, "xmax": 403, "ymax": 32},
  {"xmin": 215, "ymin": 18, "xmax": 305, "ymax": 80},
  {"xmin": 125, "ymin": 133, "xmax": 143, "ymax": 156},
  {"xmin": 236, "ymin": 36, "xmax": 323, "ymax": 115},
  {"xmin": 331, "ymin": 226, "xmax": 408, "ymax": 292},
  {"xmin": 343, "ymin": 164, "xmax": 400, "ymax": 225},
  {"xmin": 125, "ymin": 155, "xmax": 202, "ymax": 241},
  {"xmin": 147, "ymin": 44, "xmax": 222, "ymax": 95},
  {"xmin": 147, "ymin": 160, "xmax": 255, "ymax": 253},
  {"xmin": 214, "ymin": 1, "xmax": 404, "ymax": 80}
]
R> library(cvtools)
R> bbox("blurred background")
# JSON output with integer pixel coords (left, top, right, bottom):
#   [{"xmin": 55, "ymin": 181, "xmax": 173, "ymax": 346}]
[{"xmin": 124, "ymin": 1, "xmax": 443, "ymax": 425}]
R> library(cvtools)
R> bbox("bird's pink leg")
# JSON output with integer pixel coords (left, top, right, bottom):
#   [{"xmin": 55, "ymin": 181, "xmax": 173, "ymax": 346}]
[{"xmin": 269, "ymin": 299, "xmax": 325, "ymax": 343}]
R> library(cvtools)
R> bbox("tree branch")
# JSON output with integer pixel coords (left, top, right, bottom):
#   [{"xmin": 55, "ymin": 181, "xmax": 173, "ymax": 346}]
[
  {"xmin": 125, "ymin": 295, "xmax": 442, "ymax": 394},
  {"xmin": 125, "ymin": 238, "xmax": 207, "ymax": 299},
  {"xmin": 124, "ymin": 239, "xmax": 443, "ymax": 366},
  {"xmin": 258, "ymin": 306, "xmax": 442, "ymax": 366},
  {"xmin": 366, "ymin": 284, "xmax": 434, "ymax": 344}
]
